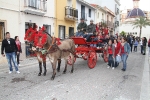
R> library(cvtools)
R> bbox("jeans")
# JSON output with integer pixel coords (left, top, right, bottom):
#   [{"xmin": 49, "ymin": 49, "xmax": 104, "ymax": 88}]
[
  {"xmin": 76, "ymin": 31, "xmax": 84, "ymax": 37},
  {"xmin": 108, "ymin": 54, "xmax": 114, "ymax": 67},
  {"xmin": 121, "ymin": 53, "xmax": 128, "ymax": 70},
  {"xmin": 83, "ymin": 33, "xmax": 93, "ymax": 42},
  {"xmin": 6, "ymin": 52, "xmax": 19, "ymax": 71},
  {"xmin": 143, "ymin": 46, "xmax": 146, "ymax": 54},
  {"xmin": 115, "ymin": 57, "xmax": 119, "ymax": 67},
  {"xmin": 130, "ymin": 44, "xmax": 133, "ymax": 52},
  {"xmin": 134, "ymin": 46, "xmax": 137, "ymax": 52},
  {"xmin": 16, "ymin": 52, "xmax": 20, "ymax": 64},
  {"xmin": 141, "ymin": 45, "xmax": 143, "ymax": 54}
]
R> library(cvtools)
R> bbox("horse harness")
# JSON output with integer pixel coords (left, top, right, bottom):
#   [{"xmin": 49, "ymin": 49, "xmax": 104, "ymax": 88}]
[{"xmin": 47, "ymin": 37, "xmax": 75, "ymax": 57}]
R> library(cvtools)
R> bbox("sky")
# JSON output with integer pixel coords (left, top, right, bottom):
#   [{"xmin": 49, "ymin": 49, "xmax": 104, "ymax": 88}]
[{"xmin": 120, "ymin": 0, "xmax": 150, "ymax": 11}]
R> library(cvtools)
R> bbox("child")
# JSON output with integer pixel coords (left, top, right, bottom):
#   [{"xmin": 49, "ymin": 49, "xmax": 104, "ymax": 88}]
[
  {"xmin": 107, "ymin": 39, "xmax": 115, "ymax": 69},
  {"xmin": 133, "ymin": 39, "xmax": 138, "ymax": 52}
]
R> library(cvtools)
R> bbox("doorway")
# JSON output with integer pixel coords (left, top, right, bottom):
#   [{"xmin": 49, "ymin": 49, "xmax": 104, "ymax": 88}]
[
  {"xmin": 69, "ymin": 27, "xmax": 74, "ymax": 37},
  {"xmin": 0, "ymin": 22, "xmax": 5, "ymax": 42},
  {"xmin": 59, "ymin": 25, "xmax": 65, "ymax": 39}
]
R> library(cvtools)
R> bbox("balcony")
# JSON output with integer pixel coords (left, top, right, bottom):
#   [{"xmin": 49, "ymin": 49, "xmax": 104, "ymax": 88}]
[
  {"xmin": 106, "ymin": 21, "xmax": 114, "ymax": 28},
  {"xmin": 24, "ymin": 0, "xmax": 47, "ymax": 16},
  {"xmin": 65, "ymin": 6, "xmax": 78, "ymax": 21}
]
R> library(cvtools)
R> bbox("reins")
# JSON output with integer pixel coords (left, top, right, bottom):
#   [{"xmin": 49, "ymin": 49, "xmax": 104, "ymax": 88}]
[{"xmin": 47, "ymin": 36, "xmax": 56, "ymax": 51}]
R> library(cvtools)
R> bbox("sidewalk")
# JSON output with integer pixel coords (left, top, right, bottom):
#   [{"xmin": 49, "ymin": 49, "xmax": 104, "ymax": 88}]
[{"xmin": 140, "ymin": 51, "xmax": 150, "ymax": 100}]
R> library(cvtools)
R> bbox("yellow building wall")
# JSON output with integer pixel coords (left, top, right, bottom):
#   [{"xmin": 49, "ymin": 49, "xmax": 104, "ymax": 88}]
[{"xmin": 55, "ymin": 0, "xmax": 76, "ymax": 38}]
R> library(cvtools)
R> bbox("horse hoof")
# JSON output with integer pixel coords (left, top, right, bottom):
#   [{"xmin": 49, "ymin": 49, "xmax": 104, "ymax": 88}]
[
  {"xmin": 63, "ymin": 71, "xmax": 66, "ymax": 74},
  {"xmin": 51, "ymin": 77, "xmax": 55, "ymax": 80},
  {"xmin": 71, "ymin": 70, "xmax": 73, "ymax": 73},
  {"xmin": 43, "ymin": 73, "xmax": 46, "ymax": 76},
  {"xmin": 38, "ymin": 73, "xmax": 41, "ymax": 76},
  {"xmin": 57, "ymin": 69, "xmax": 60, "ymax": 72}
]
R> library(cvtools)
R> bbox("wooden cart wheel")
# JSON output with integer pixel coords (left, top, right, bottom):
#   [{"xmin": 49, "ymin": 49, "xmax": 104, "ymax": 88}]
[
  {"xmin": 67, "ymin": 55, "xmax": 76, "ymax": 65},
  {"xmin": 87, "ymin": 51, "xmax": 97, "ymax": 69}
]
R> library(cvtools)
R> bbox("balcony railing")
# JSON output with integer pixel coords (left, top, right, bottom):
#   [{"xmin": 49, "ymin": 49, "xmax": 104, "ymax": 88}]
[
  {"xmin": 65, "ymin": 6, "xmax": 78, "ymax": 21},
  {"xmin": 105, "ymin": 21, "xmax": 114, "ymax": 28},
  {"xmin": 24, "ymin": 0, "xmax": 47, "ymax": 15}
]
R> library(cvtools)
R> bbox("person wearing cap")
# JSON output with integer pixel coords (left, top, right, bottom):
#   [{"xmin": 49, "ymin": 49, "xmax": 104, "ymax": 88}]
[
  {"xmin": 76, "ymin": 18, "xmax": 87, "ymax": 37},
  {"xmin": 83, "ymin": 19, "xmax": 96, "ymax": 42}
]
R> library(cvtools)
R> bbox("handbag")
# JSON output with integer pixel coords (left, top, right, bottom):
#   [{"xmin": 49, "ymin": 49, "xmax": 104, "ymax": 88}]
[{"xmin": 116, "ymin": 55, "xmax": 121, "ymax": 63}]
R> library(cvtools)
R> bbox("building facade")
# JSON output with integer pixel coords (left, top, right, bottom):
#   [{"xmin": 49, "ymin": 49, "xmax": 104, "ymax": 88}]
[
  {"xmin": 76, "ymin": 0, "xmax": 96, "ymax": 26},
  {"xmin": 0, "ymin": 0, "xmax": 55, "ymax": 62},
  {"xmin": 85, "ymin": 0, "xmax": 121, "ymax": 34},
  {"xmin": 55, "ymin": 0, "xmax": 77, "ymax": 39},
  {"xmin": 120, "ymin": 0, "xmax": 150, "ymax": 38}
]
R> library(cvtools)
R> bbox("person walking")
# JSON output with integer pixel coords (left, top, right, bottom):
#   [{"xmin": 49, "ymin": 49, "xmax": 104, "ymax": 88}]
[
  {"xmin": 133, "ymin": 39, "xmax": 138, "ymax": 52},
  {"xmin": 140, "ymin": 38, "xmax": 143, "ymax": 54},
  {"xmin": 107, "ymin": 39, "xmax": 115, "ymax": 69},
  {"xmin": 15, "ymin": 36, "xmax": 22, "ymax": 66},
  {"xmin": 120, "ymin": 37, "xmax": 130, "ymax": 71},
  {"xmin": 143, "ymin": 37, "xmax": 147, "ymax": 55},
  {"xmin": 1, "ymin": 32, "xmax": 20, "ymax": 74},
  {"xmin": 113, "ymin": 39, "xmax": 121, "ymax": 68}
]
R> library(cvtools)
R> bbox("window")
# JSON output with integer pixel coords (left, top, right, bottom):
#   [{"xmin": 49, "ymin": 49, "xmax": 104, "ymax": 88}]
[
  {"xmin": 89, "ymin": 9, "xmax": 91, "ymax": 17},
  {"xmin": 43, "ymin": 24, "xmax": 51, "ymax": 35},
  {"xmin": 102, "ymin": 13, "xmax": 104, "ymax": 19},
  {"xmin": 0, "ymin": 22, "xmax": 5, "ymax": 42}
]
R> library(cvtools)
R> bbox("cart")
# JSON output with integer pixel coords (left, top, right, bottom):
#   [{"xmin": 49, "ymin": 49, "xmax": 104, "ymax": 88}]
[{"xmin": 67, "ymin": 37, "xmax": 108, "ymax": 69}]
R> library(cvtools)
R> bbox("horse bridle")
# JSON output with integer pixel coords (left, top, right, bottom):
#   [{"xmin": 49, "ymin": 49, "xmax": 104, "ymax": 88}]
[{"xmin": 47, "ymin": 36, "xmax": 56, "ymax": 52}]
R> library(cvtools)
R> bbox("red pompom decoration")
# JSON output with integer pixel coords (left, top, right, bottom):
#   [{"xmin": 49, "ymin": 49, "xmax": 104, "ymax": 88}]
[
  {"xmin": 34, "ymin": 31, "xmax": 48, "ymax": 48},
  {"xmin": 24, "ymin": 28, "xmax": 36, "ymax": 42},
  {"xmin": 56, "ymin": 38, "xmax": 61, "ymax": 45}
]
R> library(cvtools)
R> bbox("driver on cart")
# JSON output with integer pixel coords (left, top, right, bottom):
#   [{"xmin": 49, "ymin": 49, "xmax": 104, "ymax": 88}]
[
  {"xmin": 76, "ymin": 18, "xmax": 87, "ymax": 37},
  {"xmin": 83, "ymin": 19, "xmax": 96, "ymax": 42}
]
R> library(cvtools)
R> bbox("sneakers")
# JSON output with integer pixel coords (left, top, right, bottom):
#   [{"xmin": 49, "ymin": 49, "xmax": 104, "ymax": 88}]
[
  {"xmin": 18, "ymin": 64, "xmax": 22, "ymax": 67},
  {"xmin": 121, "ymin": 68, "xmax": 126, "ymax": 71},
  {"xmin": 9, "ymin": 71, "xmax": 12, "ymax": 74},
  {"xmin": 107, "ymin": 66, "xmax": 110, "ymax": 68},
  {"xmin": 112, "ymin": 67, "xmax": 115, "ymax": 70},
  {"xmin": 16, "ymin": 71, "xmax": 20, "ymax": 74}
]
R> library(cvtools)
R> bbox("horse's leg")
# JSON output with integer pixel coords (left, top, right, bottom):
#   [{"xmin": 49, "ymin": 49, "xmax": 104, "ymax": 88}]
[
  {"xmin": 38, "ymin": 61, "xmax": 42, "ymax": 76},
  {"xmin": 71, "ymin": 55, "xmax": 74, "ymax": 73},
  {"xmin": 57, "ymin": 59, "xmax": 61, "ymax": 72},
  {"xmin": 43, "ymin": 61, "xmax": 47, "ymax": 76},
  {"xmin": 51, "ymin": 59, "xmax": 57, "ymax": 80},
  {"xmin": 63, "ymin": 58, "xmax": 68, "ymax": 74}
]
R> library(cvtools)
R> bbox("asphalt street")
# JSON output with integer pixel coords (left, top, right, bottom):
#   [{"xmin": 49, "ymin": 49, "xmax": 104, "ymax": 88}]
[{"xmin": 0, "ymin": 51, "xmax": 148, "ymax": 100}]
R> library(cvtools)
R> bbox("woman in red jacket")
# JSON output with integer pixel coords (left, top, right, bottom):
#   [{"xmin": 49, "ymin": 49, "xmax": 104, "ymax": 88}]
[
  {"xmin": 113, "ymin": 39, "xmax": 121, "ymax": 67},
  {"xmin": 107, "ymin": 39, "xmax": 115, "ymax": 69}
]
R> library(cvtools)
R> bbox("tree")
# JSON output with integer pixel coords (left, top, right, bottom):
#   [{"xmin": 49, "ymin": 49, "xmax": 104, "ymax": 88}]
[
  {"xmin": 131, "ymin": 17, "xmax": 150, "ymax": 38},
  {"xmin": 120, "ymin": 31, "xmax": 126, "ymax": 36}
]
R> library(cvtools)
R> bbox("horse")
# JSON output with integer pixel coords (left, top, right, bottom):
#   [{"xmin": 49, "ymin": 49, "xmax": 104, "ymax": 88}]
[
  {"xmin": 35, "ymin": 32, "xmax": 75, "ymax": 80},
  {"xmin": 24, "ymin": 26, "xmax": 62, "ymax": 76}
]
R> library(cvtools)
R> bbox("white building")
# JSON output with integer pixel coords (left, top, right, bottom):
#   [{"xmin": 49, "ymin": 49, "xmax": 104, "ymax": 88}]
[
  {"xmin": 120, "ymin": 0, "xmax": 150, "ymax": 38},
  {"xmin": 76, "ymin": 0, "xmax": 96, "ymax": 26},
  {"xmin": 85, "ymin": 0, "xmax": 121, "ymax": 34},
  {"xmin": 0, "ymin": 0, "xmax": 55, "ymax": 62}
]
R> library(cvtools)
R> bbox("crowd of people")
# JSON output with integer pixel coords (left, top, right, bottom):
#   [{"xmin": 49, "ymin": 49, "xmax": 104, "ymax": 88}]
[{"xmin": 76, "ymin": 18, "xmax": 150, "ymax": 71}]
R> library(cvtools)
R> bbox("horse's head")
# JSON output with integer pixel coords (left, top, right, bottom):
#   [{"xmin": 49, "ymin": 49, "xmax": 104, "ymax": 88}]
[
  {"xmin": 24, "ymin": 28, "xmax": 37, "ymax": 45},
  {"xmin": 34, "ymin": 31, "xmax": 49, "ymax": 51}
]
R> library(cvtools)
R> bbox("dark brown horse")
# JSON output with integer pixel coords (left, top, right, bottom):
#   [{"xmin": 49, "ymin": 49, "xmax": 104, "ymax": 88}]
[
  {"xmin": 35, "ymin": 33, "xmax": 75, "ymax": 80},
  {"xmin": 24, "ymin": 26, "xmax": 61, "ymax": 76}
]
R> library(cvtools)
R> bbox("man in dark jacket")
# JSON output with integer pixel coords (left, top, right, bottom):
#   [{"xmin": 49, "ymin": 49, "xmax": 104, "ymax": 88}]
[
  {"xmin": 76, "ymin": 18, "xmax": 87, "ymax": 37},
  {"xmin": 83, "ymin": 20, "xmax": 96, "ymax": 41},
  {"xmin": 1, "ymin": 32, "xmax": 20, "ymax": 74}
]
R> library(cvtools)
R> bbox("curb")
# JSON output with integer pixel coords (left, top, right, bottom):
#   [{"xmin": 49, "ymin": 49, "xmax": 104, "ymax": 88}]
[{"xmin": 140, "ymin": 53, "xmax": 150, "ymax": 100}]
